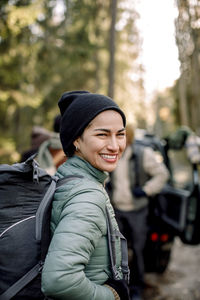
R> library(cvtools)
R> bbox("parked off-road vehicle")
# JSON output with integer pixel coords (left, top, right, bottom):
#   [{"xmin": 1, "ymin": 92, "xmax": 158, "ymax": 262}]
[{"xmin": 135, "ymin": 131, "xmax": 200, "ymax": 274}]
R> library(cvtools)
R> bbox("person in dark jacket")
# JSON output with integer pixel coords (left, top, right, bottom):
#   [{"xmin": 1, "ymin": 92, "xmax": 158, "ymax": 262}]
[{"xmin": 42, "ymin": 91, "xmax": 130, "ymax": 300}]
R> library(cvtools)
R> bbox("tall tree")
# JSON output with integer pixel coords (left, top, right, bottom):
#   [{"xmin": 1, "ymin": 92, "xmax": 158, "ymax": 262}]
[
  {"xmin": 114, "ymin": 0, "xmax": 145, "ymax": 125},
  {"xmin": 175, "ymin": 0, "xmax": 200, "ymax": 133},
  {"xmin": 107, "ymin": 0, "xmax": 117, "ymax": 98},
  {"xmin": 0, "ymin": 0, "xmax": 45, "ymax": 161}
]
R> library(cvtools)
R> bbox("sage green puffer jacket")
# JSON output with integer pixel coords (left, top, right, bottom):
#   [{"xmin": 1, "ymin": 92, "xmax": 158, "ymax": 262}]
[{"xmin": 42, "ymin": 156, "xmax": 123, "ymax": 300}]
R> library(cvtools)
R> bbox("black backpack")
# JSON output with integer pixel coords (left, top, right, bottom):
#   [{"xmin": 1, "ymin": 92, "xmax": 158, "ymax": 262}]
[{"xmin": 0, "ymin": 156, "xmax": 129, "ymax": 300}]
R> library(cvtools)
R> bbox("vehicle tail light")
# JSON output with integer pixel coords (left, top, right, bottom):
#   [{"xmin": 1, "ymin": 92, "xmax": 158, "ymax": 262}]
[
  {"xmin": 150, "ymin": 232, "xmax": 169, "ymax": 242},
  {"xmin": 160, "ymin": 234, "xmax": 169, "ymax": 242},
  {"xmin": 150, "ymin": 232, "xmax": 159, "ymax": 241}
]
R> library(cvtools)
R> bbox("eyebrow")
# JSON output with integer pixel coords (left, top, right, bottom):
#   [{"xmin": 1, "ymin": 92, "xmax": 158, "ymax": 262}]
[{"xmin": 94, "ymin": 128, "xmax": 125, "ymax": 133}]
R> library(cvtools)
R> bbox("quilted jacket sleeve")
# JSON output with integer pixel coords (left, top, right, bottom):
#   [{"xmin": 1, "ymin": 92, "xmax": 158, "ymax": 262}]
[{"xmin": 41, "ymin": 187, "xmax": 115, "ymax": 300}]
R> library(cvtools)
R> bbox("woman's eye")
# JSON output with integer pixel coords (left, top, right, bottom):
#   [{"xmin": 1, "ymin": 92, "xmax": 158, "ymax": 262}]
[
  {"xmin": 117, "ymin": 133, "xmax": 125, "ymax": 136},
  {"xmin": 96, "ymin": 133, "xmax": 107, "ymax": 136}
]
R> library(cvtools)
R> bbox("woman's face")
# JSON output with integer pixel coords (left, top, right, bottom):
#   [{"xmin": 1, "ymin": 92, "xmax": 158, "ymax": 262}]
[{"xmin": 74, "ymin": 110, "xmax": 126, "ymax": 172}]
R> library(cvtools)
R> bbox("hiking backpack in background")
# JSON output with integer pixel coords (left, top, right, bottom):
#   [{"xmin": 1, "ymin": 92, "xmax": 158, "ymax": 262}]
[{"xmin": 0, "ymin": 156, "xmax": 58, "ymax": 300}]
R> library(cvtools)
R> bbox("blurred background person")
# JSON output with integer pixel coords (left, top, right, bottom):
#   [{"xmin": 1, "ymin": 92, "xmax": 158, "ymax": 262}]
[
  {"xmin": 20, "ymin": 114, "xmax": 65, "ymax": 175},
  {"xmin": 36, "ymin": 114, "xmax": 66, "ymax": 175},
  {"xmin": 165, "ymin": 126, "xmax": 200, "ymax": 165},
  {"xmin": 107, "ymin": 124, "xmax": 169, "ymax": 300},
  {"xmin": 20, "ymin": 126, "xmax": 52, "ymax": 162}
]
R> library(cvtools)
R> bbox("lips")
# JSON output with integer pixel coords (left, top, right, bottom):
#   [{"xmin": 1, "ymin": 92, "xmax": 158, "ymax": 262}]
[{"xmin": 100, "ymin": 154, "xmax": 118, "ymax": 161}]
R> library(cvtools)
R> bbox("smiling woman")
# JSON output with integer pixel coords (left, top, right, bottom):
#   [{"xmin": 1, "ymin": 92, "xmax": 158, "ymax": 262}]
[
  {"xmin": 74, "ymin": 110, "xmax": 126, "ymax": 172},
  {"xmin": 58, "ymin": 91, "xmax": 126, "ymax": 157},
  {"xmin": 41, "ymin": 91, "xmax": 130, "ymax": 300}
]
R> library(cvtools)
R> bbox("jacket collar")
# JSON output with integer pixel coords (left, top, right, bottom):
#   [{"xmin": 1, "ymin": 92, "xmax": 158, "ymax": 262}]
[{"xmin": 59, "ymin": 155, "xmax": 108, "ymax": 185}]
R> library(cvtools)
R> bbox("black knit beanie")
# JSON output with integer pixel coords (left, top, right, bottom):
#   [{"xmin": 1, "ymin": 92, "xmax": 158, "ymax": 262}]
[{"xmin": 58, "ymin": 90, "xmax": 126, "ymax": 156}]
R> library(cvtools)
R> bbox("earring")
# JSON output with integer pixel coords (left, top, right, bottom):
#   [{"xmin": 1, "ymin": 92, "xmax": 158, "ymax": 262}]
[{"xmin": 75, "ymin": 145, "xmax": 78, "ymax": 151}]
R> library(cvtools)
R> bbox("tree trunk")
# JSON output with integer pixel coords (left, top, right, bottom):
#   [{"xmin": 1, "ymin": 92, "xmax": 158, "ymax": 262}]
[
  {"xmin": 190, "ymin": 47, "xmax": 200, "ymax": 132},
  {"xmin": 107, "ymin": 0, "xmax": 117, "ymax": 98},
  {"xmin": 178, "ymin": 73, "xmax": 189, "ymax": 126}
]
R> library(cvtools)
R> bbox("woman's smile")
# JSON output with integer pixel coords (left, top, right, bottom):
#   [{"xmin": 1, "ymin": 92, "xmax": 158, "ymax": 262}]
[
  {"xmin": 100, "ymin": 153, "xmax": 118, "ymax": 163},
  {"xmin": 74, "ymin": 110, "xmax": 126, "ymax": 172}
]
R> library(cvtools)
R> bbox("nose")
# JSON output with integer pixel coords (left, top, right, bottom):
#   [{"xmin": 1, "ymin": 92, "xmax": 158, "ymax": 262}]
[{"xmin": 107, "ymin": 136, "xmax": 119, "ymax": 151}]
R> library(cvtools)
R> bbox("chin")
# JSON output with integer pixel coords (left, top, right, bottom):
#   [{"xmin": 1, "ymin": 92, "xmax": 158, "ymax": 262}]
[
  {"xmin": 96, "ymin": 160, "xmax": 118, "ymax": 172},
  {"xmin": 104, "ymin": 164, "xmax": 117, "ymax": 173}
]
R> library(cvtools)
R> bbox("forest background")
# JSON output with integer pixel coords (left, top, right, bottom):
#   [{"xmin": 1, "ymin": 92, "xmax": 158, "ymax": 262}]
[{"xmin": 0, "ymin": 0, "xmax": 200, "ymax": 164}]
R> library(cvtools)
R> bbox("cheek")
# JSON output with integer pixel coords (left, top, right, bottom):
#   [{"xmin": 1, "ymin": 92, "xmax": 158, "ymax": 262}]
[
  {"xmin": 120, "ymin": 140, "xmax": 127, "ymax": 152},
  {"xmin": 82, "ymin": 140, "xmax": 98, "ymax": 156}
]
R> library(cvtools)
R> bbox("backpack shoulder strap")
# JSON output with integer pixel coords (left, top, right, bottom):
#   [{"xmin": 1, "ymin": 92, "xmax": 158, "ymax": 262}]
[
  {"xmin": 0, "ymin": 264, "xmax": 42, "ymax": 300},
  {"xmin": 105, "ymin": 207, "xmax": 130, "ymax": 283},
  {"xmin": 39, "ymin": 174, "xmax": 84, "ymax": 260}
]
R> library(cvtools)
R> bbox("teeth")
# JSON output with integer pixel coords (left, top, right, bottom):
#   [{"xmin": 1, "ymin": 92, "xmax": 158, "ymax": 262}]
[{"xmin": 101, "ymin": 154, "xmax": 116, "ymax": 159}]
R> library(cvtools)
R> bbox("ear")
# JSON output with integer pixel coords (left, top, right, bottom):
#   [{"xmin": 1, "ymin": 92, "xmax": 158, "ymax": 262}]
[{"xmin": 73, "ymin": 137, "xmax": 80, "ymax": 149}]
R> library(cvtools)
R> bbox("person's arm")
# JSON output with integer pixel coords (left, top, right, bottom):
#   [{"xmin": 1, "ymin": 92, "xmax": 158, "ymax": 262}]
[
  {"xmin": 142, "ymin": 147, "xmax": 169, "ymax": 196},
  {"xmin": 41, "ymin": 190, "xmax": 115, "ymax": 300}
]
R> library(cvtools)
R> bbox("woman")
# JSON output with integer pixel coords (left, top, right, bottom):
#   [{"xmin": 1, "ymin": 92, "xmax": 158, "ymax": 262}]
[{"xmin": 42, "ymin": 91, "xmax": 130, "ymax": 300}]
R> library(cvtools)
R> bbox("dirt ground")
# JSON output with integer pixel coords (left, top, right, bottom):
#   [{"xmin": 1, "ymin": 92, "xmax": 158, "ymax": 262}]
[{"xmin": 143, "ymin": 237, "xmax": 200, "ymax": 300}]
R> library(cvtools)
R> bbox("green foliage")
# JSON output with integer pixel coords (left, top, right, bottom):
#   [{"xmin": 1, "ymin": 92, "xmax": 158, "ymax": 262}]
[{"xmin": 0, "ymin": 0, "xmax": 143, "ymax": 164}]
